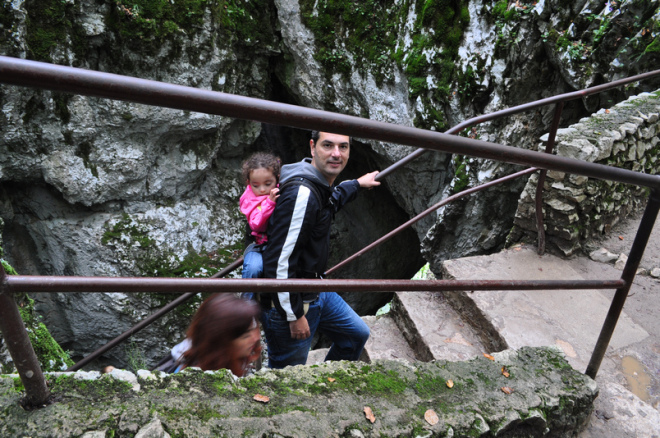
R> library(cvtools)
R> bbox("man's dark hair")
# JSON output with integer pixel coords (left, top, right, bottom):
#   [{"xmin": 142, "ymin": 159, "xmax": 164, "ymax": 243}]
[{"xmin": 310, "ymin": 130, "xmax": 352, "ymax": 146}]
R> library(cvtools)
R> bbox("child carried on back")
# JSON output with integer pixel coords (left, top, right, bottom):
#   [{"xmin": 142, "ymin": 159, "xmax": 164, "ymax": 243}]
[{"xmin": 239, "ymin": 152, "xmax": 281, "ymax": 280}]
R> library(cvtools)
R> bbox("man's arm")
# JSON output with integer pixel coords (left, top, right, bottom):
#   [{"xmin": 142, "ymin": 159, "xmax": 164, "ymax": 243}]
[{"xmin": 330, "ymin": 170, "xmax": 380, "ymax": 213}]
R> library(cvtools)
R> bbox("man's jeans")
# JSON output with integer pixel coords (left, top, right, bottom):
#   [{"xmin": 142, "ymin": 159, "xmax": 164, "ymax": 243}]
[{"xmin": 260, "ymin": 292, "xmax": 370, "ymax": 368}]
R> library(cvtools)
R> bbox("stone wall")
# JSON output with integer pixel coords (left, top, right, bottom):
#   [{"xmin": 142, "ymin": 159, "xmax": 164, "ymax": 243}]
[
  {"xmin": 510, "ymin": 90, "xmax": 660, "ymax": 256},
  {"xmin": 0, "ymin": 347, "xmax": 597, "ymax": 438}
]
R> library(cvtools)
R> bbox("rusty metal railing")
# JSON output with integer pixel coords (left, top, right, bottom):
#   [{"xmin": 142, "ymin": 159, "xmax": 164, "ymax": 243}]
[
  {"xmin": 325, "ymin": 167, "xmax": 539, "ymax": 276},
  {"xmin": 0, "ymin": 264, "xmax": 51, "ymax": 406},
  {"xmin": 0, "ymin": 57, "xmax": 658, "ymax": 189},
  {"xmin": 1, "ymin": 56, "xmax": 660, "ymax": 407},
  {"xmin": 374, "ymin": 71, "xmax": 660, "ymax": 255},
  {"xmin": 66, "ymin": 257, "xmax": 245, "ymax": 371}
]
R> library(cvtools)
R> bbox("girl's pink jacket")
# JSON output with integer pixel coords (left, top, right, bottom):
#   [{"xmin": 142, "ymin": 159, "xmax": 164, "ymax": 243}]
[{"xmin": 239, "ymin": 186, "xmax": 277, "ymax": 245}]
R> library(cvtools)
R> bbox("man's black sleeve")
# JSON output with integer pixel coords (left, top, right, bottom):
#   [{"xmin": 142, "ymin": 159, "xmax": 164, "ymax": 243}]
[{"xmin": 330, "ymin": 180, "xmax": 360, "ymax": 213}]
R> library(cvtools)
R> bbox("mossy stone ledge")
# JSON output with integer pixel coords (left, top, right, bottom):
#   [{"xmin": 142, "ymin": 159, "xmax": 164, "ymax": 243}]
[{"xmin": 0, "ymin": 346, "xmax": 597, "ymax": 437}]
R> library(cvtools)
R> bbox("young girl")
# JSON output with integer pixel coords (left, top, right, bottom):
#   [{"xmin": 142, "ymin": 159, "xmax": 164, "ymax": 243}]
[{"xmin": 240, "ymin": 152, "xmax": 281, "ymax": 280}]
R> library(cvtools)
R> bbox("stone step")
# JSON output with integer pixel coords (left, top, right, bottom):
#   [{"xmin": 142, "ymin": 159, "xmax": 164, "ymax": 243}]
[
  {"xmin": 305, "ymin": 314, "xmax": 417, "ymax": 366},
  {"xmin": 439, "ymin": 246, "xmax": 649, "ymax": 371},
  {"xmin": 359, "ymin": 314, "xmax": 418, "ymax": 363},
  {"xmin": 390, "ymin": 291, "xmax": 487, "ymax": 362},
  {"xmin": 306, "ymin": 347, "xmax": 329, "ymax": 366}
]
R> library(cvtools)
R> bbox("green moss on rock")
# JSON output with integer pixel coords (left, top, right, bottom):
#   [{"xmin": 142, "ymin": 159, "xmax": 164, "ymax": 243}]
[
  {"xmin": 0, "ymin": 253, "xmax": 73, "ymax": 373},
  {"xmin": 108, "ymin": 0, "xmax": 208, "ymax": 52},
  {"xmin": 299, "ymin": 0, "xmax": 469, "ymax": 129},
  {"xmin": 49, "ymin": 373, "xmax": 133, "ymax": 401},
  {"xmin": 0, "ymin": 347, "xmax": 596, "ymax": 437},
  {"xmin": 101, "ymin": 212, "xmax": 243, "ymax": 279},
  {"xmin": 16, "ymin": 295, "xmax": 74, "ymax": 373}
]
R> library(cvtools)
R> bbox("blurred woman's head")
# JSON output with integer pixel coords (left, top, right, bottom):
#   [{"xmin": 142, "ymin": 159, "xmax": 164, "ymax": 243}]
[{"xmin": 183, "ymin": 293, "xmax": 261, "ymax": 376}]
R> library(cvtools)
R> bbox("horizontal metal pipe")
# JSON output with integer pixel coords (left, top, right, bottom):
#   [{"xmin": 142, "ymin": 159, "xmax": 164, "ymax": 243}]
[
  {"xmin": 445, "ymin": 70, "xmax": 660, "ymax": 135},
  {"xmin": 5, "ymin": 276, "xmax": 625, "ymax": 293},
  {"xmin": 1, "ymin": 56, "xmax": 658, "ymax": 189},
  {"xmin": 376, "ymin": 69, "xmax": 660, "ymax": 179}
]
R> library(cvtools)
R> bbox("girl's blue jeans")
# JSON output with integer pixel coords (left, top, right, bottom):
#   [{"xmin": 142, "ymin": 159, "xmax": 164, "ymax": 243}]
[
  {"xmin": 241, "ymin": 244, "xmax": 263, "ymax": 301},
  {"xmin": 242, "ymin": 245, "xmax": 263, "ymax": 279},
  {"xmin": 260, "ymin": 291, "xmax": 370, "ymax": 369}
]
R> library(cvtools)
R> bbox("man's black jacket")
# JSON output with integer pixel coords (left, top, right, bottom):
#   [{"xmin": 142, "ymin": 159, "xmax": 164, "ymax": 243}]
[{"xmin": 261, "ymin": 158, "xmax": 360, "ymax": 321}]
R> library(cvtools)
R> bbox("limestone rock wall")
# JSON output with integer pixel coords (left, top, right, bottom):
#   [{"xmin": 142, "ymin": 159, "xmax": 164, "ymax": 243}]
[
  {"xmin": 419, "ymin": 0, "xmax": 660, "ymax": 272},
  {"xmin": 0, "ymin": 0, "xmax": 282, "ymax": 368},
  {"xmin": 511, "ymin": 91, "xmax": 660, "ymax": 256},
  {"xmin": 1, "ymin": 0, "xmax": 659, "ymax": 368}
]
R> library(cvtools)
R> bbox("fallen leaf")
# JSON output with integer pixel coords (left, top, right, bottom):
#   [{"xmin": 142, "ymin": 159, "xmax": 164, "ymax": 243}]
[
  {"xmin": 501, "ymin": 367, "xmax": 510, "ymax": 378},
  {"xmin": 253, "ymin": 394, "xmax": 270, "ymax": 403},
  {"xmin": 446, "ymin": 379, "xmax": 454, "ymax": 388},
  {"xmin": 424, "ymin": 409, "xmax": 439, "ymax": 425},
  {"xmin": 444, "ymin": 333, "xmax": 473, "ymax": 347},
  {"xmin": 364, "ymin": 406, "xmax": 376, "ymax": 423},
  {"xmin": 555, "ymin": 339, "xmax": 577, "ymax": 358},
  {"xmin": 328, "ymin": 377, "xmax": 336, "ymax": 382},
  {"xmin": 483, "ymin": 353, "xmax": 495, "ymax": 361},
  {"xmin": 501, "ymin": 386, "xmax": 514, "ymax": 394}
]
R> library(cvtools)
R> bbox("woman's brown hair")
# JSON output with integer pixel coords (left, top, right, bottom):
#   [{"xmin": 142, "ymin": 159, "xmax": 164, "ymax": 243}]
[{"xmin": 183, "ymin": 294, "xmax": 261, "ymax": 373}]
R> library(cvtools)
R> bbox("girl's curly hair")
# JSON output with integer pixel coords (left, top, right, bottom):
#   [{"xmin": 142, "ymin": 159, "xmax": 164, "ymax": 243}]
[{"xmin": 241, "ymin": 152, "xmax": 281, "ymax": 183}]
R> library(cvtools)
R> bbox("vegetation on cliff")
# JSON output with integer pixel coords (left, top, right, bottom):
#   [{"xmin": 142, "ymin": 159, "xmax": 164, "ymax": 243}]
[{"xmin": 0, "ymin": 247, "xmax": 73, "ymax": 374}]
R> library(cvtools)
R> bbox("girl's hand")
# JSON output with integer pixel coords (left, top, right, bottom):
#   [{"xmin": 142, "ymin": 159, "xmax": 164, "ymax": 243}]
[{"xmin": 269, "ymin": 187, "xmax": 280, "ymax": 202}]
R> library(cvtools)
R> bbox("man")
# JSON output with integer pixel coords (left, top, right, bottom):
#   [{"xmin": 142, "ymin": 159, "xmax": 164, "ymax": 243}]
[{"xmin": 260, "ymin": 131, "xmax": 380, "ymax": 368}]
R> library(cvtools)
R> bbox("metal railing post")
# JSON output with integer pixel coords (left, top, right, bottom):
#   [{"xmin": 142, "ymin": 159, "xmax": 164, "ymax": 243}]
[
  {"xmin": 535, "ymin": 102, "xmax": 564, "ymax": 255},
  {"xmin": 585, "ymin": 189, "xmax": 660, "ymax": 379},
  {"xmin": 0, "ymin": 263, "xmax": 51, "ymax": 407}
]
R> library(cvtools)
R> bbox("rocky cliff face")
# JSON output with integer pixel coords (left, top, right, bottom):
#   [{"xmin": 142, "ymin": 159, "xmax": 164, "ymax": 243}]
[{"xmin": 1, "ymin": 0, "xmax": 658, "ymax": 368}]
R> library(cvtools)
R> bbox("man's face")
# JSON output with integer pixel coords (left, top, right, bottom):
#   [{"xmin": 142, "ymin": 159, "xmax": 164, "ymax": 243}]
[{"xmin": 310, "ymin": 132, "xmax": 350, "ymax": 185}]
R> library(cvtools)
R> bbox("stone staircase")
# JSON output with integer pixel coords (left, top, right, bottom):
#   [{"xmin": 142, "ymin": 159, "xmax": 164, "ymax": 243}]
[
  {"xmin": 304, "ymin": 245, "xmax": 660, "ymax": 437},
  {"xmin": 306, "ymin": 290, "xmax": 491, "ymax": 366}
]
